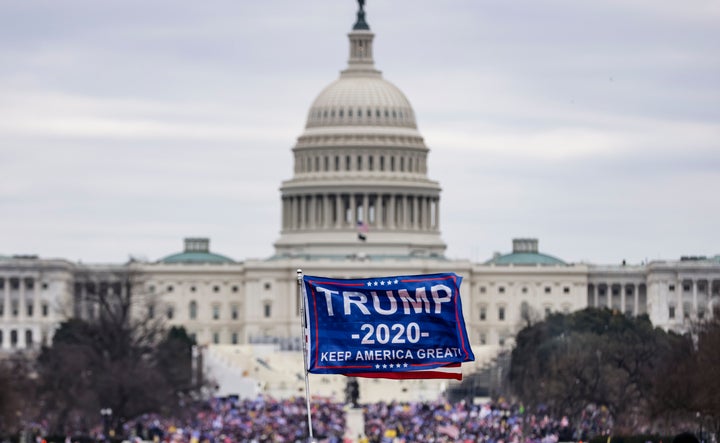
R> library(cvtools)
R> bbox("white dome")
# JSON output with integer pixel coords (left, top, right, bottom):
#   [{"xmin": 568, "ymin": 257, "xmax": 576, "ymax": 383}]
[{"xmin": 305, "ymin": 76, "xmax": 417, "ymax": 129}]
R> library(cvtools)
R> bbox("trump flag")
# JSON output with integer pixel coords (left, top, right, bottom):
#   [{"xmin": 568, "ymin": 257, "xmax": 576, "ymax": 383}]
[{"xmin": 302, "ymin": 273, "xmax": 474, "ymax": 380}]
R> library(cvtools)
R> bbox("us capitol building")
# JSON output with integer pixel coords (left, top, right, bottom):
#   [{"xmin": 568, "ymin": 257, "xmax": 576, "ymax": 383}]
[{"xmin": 2, "ymin": 2, "xmax": 719, "ymax": 399}]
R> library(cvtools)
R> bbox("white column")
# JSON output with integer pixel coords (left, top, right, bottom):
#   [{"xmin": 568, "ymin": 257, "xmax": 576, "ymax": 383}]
[
  {"xmin": 376, "ymin": 195, "xmax": 384, "ymax": 229},
  {"xmin": 309, "ymin": 195, "xmax": 316, "ymax": 229},
  {"xmin": 2, "ymin": 278, "xmax": 9, "ymax": 324},
  {"xmin": 389, "ymin": 195, "xmax": 396, "ymax": 229},
  {"xmin": 676, "ymin": 278, "xmax": 684, "ymax": 320},
  {"xmin": 402, "ymin": 196, "xmax": 409, "ymax": 229},
  {"xmin": 607, "ymin": 284, "xmax": 613, "ymax": 309},
  {"xmin": 18, "ymin": 278, "xmax": 26, "ymax": 348},
  {"xmin": 290, "ymin": 197, "xmax": 298, "ymax": 229},
  {"xmin": 633, "ymin": 285, "xmax": 639, "ymax": 316},
  {"xmin": 362, "ymin": 193, "xmax": 369, "ymax": 224},
  {"xmin": 1, "ymin": 278, "xmax": 8, "ymax": 350},
  {"xmin": 692, "ymin": 280, "xmax": 698, "ymax": 316},
  {"xmin": 335, "ymin": 195, "xmax": 342, "ymax": 228},
  {"xmin": 592, "ymin": 285, "xmax": 598, "ymax": 308},
  {"xmin": 323, "ymin": 194, "xmax": 330, "ymax": 228},
  {"xmin": 350, "ymin": 194, "xmax": 357, "ymax": 226},
  {"xmin": 621, "ymin": 285, "xmax": 627, "ymax": 314}
]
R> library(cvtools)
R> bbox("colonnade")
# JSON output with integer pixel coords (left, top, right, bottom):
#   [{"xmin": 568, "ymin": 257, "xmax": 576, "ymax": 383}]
[
  {"xmin": 0, "ymin": 276, "xmax": 38, "ymax": 349},
  {"xmin": 282, "ymin": 192, "xmax": 439, "ymax": 232},
  {"xmin": 588, "ymin": 282, "xmax": 648, "ymax": 315},
  {"xmin": 667, "ymin": 277, "xmax": 720, "ymax": 319}
]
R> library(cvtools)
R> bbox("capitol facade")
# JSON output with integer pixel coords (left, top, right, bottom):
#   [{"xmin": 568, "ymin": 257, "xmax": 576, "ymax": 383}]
[{"xmin": 2, "ymin": 3, "xmax": 719, "ymax": 394}]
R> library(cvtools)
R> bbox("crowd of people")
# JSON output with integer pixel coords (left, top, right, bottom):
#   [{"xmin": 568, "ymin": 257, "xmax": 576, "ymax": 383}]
[{"xmin": 113, "ymin": 396, "xmax": 613, "ymax": 443}]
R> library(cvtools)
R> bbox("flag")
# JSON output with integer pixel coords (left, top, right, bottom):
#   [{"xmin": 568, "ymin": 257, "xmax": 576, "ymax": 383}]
[
  {"xmin": 438, "ymin": 424, "xmax": 460, "ymax": 439},
  {"xmin": 357, "ymin": 220, "xmax": 369, "ymax": 241},
  {"xmin": 302, "ymin": 273, "xmax": 474, "ymax": 380}
]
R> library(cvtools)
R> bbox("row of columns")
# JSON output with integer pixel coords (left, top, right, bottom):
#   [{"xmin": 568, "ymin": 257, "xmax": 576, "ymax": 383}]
[
  {"xmin": 589, "ymin": 283, "xmax": 647, "ymax": 315},
  {"xmin": 1, "ymin": 277, "xmax": 32, "ymax": 322},
  {"xmin": 297, "ymin": 152, "xmax": 426, "ymax": 175},
  {"xmin": 0, "ymin": 326, "xmax": 40, "ymax": 350},
  {"xmin": 670, "ymin": 278, "xmax": 720, "ymax": 319},
  {"xmin": 282, "ymin": 193, "xmax": 439, "ymax": 232},
  {"xmin": 1, "ymin": 277, "xmax": 51, "ymax": 349}
]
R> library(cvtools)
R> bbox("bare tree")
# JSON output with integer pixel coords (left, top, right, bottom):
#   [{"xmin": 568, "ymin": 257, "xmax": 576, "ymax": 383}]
[{"xmin": 35, "ymin": 263, "xmax": 197, "ymax": 435}]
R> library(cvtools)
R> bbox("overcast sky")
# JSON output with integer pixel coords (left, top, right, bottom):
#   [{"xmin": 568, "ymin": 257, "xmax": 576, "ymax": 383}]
[{"xmin": 1, "ymin": 0, "xmax": 719, "ymax": 265}]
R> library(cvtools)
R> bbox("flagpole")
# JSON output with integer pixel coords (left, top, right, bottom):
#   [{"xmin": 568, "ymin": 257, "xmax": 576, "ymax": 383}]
[{"xmin": 297, "ymin": 268, "xmax": 315, "ymax": 442}]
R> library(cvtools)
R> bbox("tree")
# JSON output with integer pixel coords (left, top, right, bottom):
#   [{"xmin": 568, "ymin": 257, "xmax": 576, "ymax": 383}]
[
  {"xmin": 0, "ymin": 353, "xmax": 36, "ymax": 435},
  {"xmin": 510, "ymin": 308, "xmax": 678, "ymax": 434},
  {"xmin": 35, "ymin": 264, "xmax": 198, "ymax": 435}
]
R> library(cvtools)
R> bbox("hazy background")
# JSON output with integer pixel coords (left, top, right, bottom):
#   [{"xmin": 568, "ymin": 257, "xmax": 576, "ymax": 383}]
[{"xmin": 1, "ymin": 0, "xmax": 718, "ymax": 265}]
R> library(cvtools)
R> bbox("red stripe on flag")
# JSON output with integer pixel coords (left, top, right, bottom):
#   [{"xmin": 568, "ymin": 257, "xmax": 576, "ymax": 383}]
[{"xmin": 342, "ymin": 363, "xmax": 463, "ymax": 380}]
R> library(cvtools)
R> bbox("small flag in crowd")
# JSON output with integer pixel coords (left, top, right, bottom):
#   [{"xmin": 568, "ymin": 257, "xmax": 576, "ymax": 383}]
[{"xmin": 357, "ymin": 220, "xmax": 369, "ymax": 241}]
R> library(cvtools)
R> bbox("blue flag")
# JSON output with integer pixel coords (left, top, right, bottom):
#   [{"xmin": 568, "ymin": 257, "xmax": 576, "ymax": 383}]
[{"xmin": 302, "ymin": 273, "xmax": 474, "ymax": 380}]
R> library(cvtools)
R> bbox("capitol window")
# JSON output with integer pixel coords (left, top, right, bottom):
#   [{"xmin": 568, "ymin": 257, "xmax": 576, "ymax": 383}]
[
  {"xmin": 669, "ymin": 305, "xmax": 675, "ymax": 319},
  {"xmin": 563, "ymin": 286, "xmax": 570, "ymax": 294},
  {"xmin": 264, "ymin": 303, "xmax": 272, "ymax": 318},
  {"xmin": 189, "ymin": 301, "xmax": 198, "ymax": 320},
  {"xmin": 479, "ymin": 306, "xmax": 486, "ymax": 320},
  {"xmin": 212, "ymin": 305, "xmax": 220, "ymax": 320},
  {"xmin": 498, "ymin": 306, "xmax": 505, "ymax": 321},
  {"xmin": 545, "ymin": 286, "xmax": 551, "ymax": 294}
]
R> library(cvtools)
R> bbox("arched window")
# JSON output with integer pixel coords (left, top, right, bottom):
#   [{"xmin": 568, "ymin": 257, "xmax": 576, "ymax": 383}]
[{"xmin": 189, "ymin": 301, "xmax": 198, "ymax": 320}]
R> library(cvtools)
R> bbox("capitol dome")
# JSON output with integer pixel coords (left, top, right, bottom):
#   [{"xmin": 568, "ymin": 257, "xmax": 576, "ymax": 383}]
[
  {"xmin": 306, "ymin": 76, "xmax": 417, "ymax": 129},
  {"xmin": 274, "ymin": 1, "xmax": 446, "ymax": 259}
]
